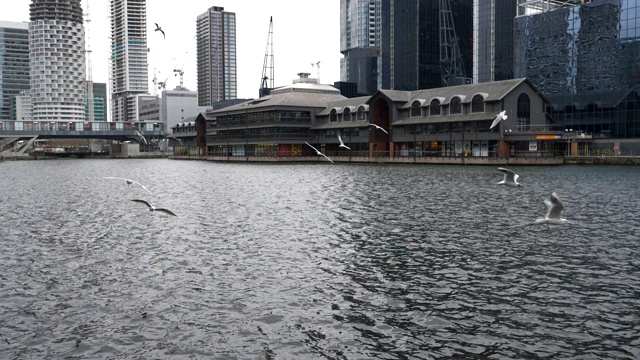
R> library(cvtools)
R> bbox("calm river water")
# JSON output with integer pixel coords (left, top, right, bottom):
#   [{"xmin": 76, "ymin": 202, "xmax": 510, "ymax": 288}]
[{"xmin": 0, "ymin": 159, "xmax": 639, "ymax": 359}]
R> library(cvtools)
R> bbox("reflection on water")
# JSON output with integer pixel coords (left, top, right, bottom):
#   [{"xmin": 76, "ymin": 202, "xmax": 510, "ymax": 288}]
[{"xmin": 1, "ymin": 159, "xmax": 639, "ymax": 358}]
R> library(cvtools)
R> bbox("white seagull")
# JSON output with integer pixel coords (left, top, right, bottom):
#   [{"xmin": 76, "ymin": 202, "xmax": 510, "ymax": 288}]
[
  {"xmin": 490, "ymin": 110, "xmax": 508, "ymax": 130},
  {"xmin": 497, "ymin": 167, "xmax": 522, "ymax": 187},
  {"xmin": 368, "ymin": 123, "xmax": 389, "ymax": 134},
  {"xmin": 154, "ymin": 23, "xmax": 165, "ymax": 39},
  {"xmin": 305, "ymin": 142, "xmax": 334, "ymax": 164},
  {"xmin": 103, "ymin": 176, "xmax": 152, "ymax": 194},
  {"xmin": 534, "ymin": 192, "xmax": 570, "ymax": 226},
  {"xmin": 131, "ymin": 199, "xmax": 176, "ymax": 216},
  {"xmin": 134, "ymin": 130, "xmax": 148, "ymax": 145},
  {"xmin": 338, "ymin": 134, "xmax": 351, "ymax": 150}
]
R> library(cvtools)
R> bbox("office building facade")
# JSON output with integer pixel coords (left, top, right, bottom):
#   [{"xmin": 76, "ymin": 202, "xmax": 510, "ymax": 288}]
[
  {"xmin": 340, "ymin": 0, "xmax": 382, "ymax": 96},
  {"xmin": 473, "ymin": 0, "xmax": 517, "ymax": 83},
  {"xmin": 110, "ymin": 0, "xmax": 149, "ymax": 122},
  {"xmin": 0, "ymin": 21, "xmax": 30, "ymax": 121},
  {"xmin": 87, "ymin": 82, "xmax": 107, "ymax": 121},
  {"xmin": 29, "ymin": 0, "xmax": 87, "ymax": 121},
  {"xmin": 196, "ymin": 6, "xmax": 237, "ymax": 106},
  {"xmin": 514, "ymin": 0, "xmax": 640, "ymax": 152},
  {"xmin": 341, "ymin": 1, "xmax": 473, "ymax": 94}
]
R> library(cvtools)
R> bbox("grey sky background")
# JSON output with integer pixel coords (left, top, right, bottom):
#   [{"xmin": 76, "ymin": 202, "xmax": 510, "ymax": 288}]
[{"xmin": 5, "ymin": 0, "xmax": 342, "ymax": 100}]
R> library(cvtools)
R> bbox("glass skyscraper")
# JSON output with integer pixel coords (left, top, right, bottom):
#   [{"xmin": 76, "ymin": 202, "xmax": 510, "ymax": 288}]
[
  {"xmin": 196, "ymin": 6, "xmax": 237, "ymax": 106},
  {"xmin": 474, "ymin": 1, "xmax": 517, "ymax": 83},
  {"xmin": 515, "ymin": 0, "xmax": 640, "ymax": 147},
  {"xmin": 0, "ymin": 21, "xmax": 29, "ymax": 121},
  {"xmin": 340, "ymin": 0, "xmax": 473, "ymax": 94}
]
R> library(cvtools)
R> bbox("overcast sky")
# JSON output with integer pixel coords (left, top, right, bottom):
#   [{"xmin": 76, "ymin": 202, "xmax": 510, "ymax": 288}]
[{"xmin": 5, "ymin": 0, "xmax": 342, "ymax": 100}]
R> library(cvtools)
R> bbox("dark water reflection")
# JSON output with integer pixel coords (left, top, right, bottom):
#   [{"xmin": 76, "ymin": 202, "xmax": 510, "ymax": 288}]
[{"xmin": 1, "ymin": 159, "xmax": 639, "ymax": 359}]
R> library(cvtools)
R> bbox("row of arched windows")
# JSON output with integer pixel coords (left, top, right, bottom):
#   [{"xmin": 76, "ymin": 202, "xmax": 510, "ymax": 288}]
[
  {"xmin": 329, "ymin": 105, "xmax": 368, "ymax": 122},
  {"xmin": 410, "ymin": 94, "xmax": 488, "ymax": 117}
]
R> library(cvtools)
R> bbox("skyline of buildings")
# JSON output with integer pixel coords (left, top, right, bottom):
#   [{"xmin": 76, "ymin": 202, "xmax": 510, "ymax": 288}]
[
  {"xmin": 196, "ymin": 6, "xmax": 237, "ymax": 106},
  {"xmin": 29, "ymin": 0, "xmax": 87, "ymax": 122}
]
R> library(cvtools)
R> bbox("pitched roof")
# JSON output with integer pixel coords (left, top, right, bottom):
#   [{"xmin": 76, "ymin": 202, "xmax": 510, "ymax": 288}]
[
  {"xmin": 317, "ymin": 96, "xmax": 371, "ymax": 115},
  {"xmin": 206, "ymin": 84, "xmax": 346, "ymax": 115},
  {"xmin": 368, "ymin": 78, "xmax": 537, "ymax": 108}
]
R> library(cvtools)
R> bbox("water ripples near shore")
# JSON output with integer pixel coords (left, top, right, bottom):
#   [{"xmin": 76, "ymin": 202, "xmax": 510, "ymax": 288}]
[{"xmin": 1, "ymin": 159, "xmax": 639, "ymax": 358}]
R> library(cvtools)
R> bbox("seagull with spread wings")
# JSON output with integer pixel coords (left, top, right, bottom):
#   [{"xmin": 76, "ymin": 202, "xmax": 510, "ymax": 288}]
[
  {"xmin": 490, "ymin": 110, "xmax": 508, "ymax": 130},
  {"xmin": 305, "ymin": 142, "xmax": 334, "ymax": 164},
  {"xmin": 338, "ymin": 134, "xmax": 351, "ymax": 150},
  {"xmin": 534, "ymin": 192, "xmax": 570, "ymax": 226},
  {"xmin": 131, "ymin": 199, "xmax": 176, "ymax": 216},
  {"xmin": 496, "ymin": 167, "xmax": 522, "ymax": 188},
  {"xmin": 154, "ymin": 23, "xmax": 165, "ymax": 39},
  {"xmin": 368, "ymin": 123, "xmax": 389, "ymax": 134},
  {"xmin": 103, "ymin": 177, "xmax": 152, "ymax": 194}
]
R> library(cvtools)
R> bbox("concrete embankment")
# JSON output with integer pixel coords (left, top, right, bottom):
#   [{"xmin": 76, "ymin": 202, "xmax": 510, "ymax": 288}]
[{"xmin": 563, "ymin": 156, "xmax": 640, "ymax": 165}]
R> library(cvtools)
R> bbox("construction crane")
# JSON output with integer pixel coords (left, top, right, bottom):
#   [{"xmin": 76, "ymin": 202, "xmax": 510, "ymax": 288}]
[
  {"xmin": 439, "ymin": 0, "xmax": 470, "ymax": 86},
  {"xmin": 173, "ymin": 67, "xmax": 184, "ymax": 89},
  {"xmin": 311, "ymin": 61, "xmax": 320, "ymax": 83},
  {"xmin": 259, "ymin": 16, "xmax": 274, "ymax": 97}
]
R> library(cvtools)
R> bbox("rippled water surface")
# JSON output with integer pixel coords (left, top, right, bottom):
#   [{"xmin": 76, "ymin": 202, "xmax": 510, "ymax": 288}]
[{"xmin": 1, "ymin": 159, "xmax": 639, "ymax": 359}]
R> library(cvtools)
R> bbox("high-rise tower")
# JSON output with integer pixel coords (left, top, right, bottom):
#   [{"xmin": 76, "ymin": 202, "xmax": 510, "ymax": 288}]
[
  {"xmin": 473, "ymin": 0, "xmax": 517, "ymax": 83},
  {"xmin": 0, "ymin": 21, "xmax": 30, "ymax": 121},
  {"xmin": 196, "ymin": 6, "xmax": 237, "ymax": 106},
  {"xmin": 29, "ymin": 0, "xmax": 87, "ymax": 121},
  {"xmin": 340, "ymin": 0, "xmax": 382, "ymax": 96},
  {"xmin": 110, "ymin": 0, "xmax": 149, "ymax": 122}
]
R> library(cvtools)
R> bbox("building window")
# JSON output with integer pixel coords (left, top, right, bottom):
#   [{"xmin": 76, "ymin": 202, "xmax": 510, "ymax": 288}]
[
  {"xmin": 429, "ymin": 99, "xmax": 441, "ymax": 116},
  {"xmin": 357, "ymin": 106, "xmax": 366, "ymax": 120},
  {"xmin": 517, "ymin": 93, "xmax": 531, "ymax": 131},
  {"xmin": 411, "ymin": 101, "xmax": 421, "ymax": 117},
  {"xmin": 471, "ymin": 95, "xmax": 484, "ymax": 113},
  {"xmin": 343, "ymin": 107, "xmax": 351, "ymax": 121},
  {"xmin": 450, "ymin": 97, "xmax": 462, "ymax": 114},
  {"xmin": 330, "ymin": 109, "xmax": 337, "ymax": 122}
]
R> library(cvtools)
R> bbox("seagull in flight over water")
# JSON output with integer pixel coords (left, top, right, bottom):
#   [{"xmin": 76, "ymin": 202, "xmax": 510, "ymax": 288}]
[
  {"xmin": 131, "ymin": 199, "xmax": 176, "ymax": 216},
  {"xmin": 154, "ymin": 23, "xmax": 165, "ymax": 39},
  {"xmin": 368, "ymin": 123, "xmax": 388, "ymax": 134},
  {"xmin": 103, "ymin": 177, "xmax": 152, "ymax": 194},
  {"xmin": 534, "ymin": 192, "xmax": 570, "ymax": 226},
  {"xmin": 497, "ymin": 167, "xmax": 522, "ymax": 188},
  {"xmin": 338, "ymin": 134, "xmax": 351, "ymax": 150},
  {"xmin": 305, "ymin": 142, "xmax": 334, "ymax": 164},
  {"xmin": 490, "ymin": 110, "xmax": 508, "ymax": 130},
  {"xmin": 134, "ymin": 130, "xmax": 148, "ymax": 145}
]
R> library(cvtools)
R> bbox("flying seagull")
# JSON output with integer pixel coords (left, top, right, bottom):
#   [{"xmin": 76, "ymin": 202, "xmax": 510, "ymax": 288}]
[
  {"xmin": 154, "ymin": 23, "xmax": 165, "ymax": 39},
  {"xmin": 305, "ymin": 142, "xmax": 334, "ymax": 164},
  {"xmin": 103, "ymin": 176, "xmax": 152, "ymax": 194},
  {"xmin": 534, "ymin": 192, "xmax": 570, "ymax": 226},
  {"xmin": 497, "ymin": 167, "xmax": 522, "ymax": 187},
  {"xmin": 134, "ymin": 130, "xmax": 148, "ymax": 145},
  {"xmin": 131, "ymin": 199, "xmax": 176, "ymax": 216},
  {"xmin": 338, "ymin": 134, "xmax": 351, "ymax": 150},
  {"xmin": 490, "ymin": 110, "xmax": 508, "ymax": 130},
  {"xmin": 368, "ymin": 123, "xmax": 389, "ymax": 134}
]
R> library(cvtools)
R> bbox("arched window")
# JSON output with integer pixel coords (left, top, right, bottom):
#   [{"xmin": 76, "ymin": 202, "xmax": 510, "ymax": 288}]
[
  {"xmin": 450, "ymin": 97, "xmax": 462, "ymax": 114},
  {"xmin": 343, "ymin": 107, "xmax": 351, "ymax": 121},
  {"xmin": 411, "ymin": 101, "xmax": 421, "ymax": 117},
  {"xmin": 517, "ymin": 93, "xmax": 531, "ymax": 131},
  {"xmin": 330, "ymin": 109, "xmax": 337, "ymax": 122},
  {"xmin": 471, "ymin": 95, "xmax": 484, "ymax": 113},
  {"xmin": 357, "ymin": 105, "xmax": 366, "ymax": 120},
  {"xmin": 429, "ymin": 99, "xmax": 441, "ymax": 116}
]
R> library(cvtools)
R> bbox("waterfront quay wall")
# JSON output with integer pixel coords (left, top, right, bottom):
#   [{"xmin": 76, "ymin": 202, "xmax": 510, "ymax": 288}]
[{"xmin": 171, "ymin": 155, "xmax": 564, "ymax": 166}]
